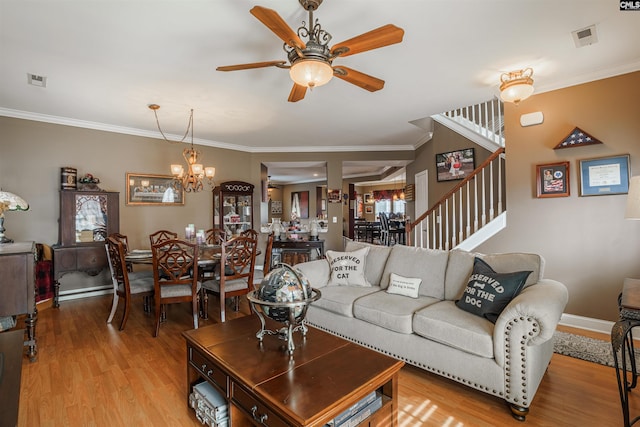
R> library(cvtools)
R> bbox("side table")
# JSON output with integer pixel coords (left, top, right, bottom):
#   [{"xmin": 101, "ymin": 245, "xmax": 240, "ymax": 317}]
[{"xmin": 612, "ymin": 278, "xmax": 640, "ymax": 427}]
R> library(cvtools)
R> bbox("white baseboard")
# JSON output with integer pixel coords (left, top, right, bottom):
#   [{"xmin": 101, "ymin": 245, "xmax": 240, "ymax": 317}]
[
  {"xmin": 559, "ymin": 313, "xmax": 614, "ymax": 335},
  {"xmin": 59, "ymin": 285, "xmax": 112, "ymax": 302}
]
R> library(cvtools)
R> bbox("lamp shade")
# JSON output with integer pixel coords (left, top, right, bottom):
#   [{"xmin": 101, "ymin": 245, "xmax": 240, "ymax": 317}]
[
  {"xmin": 289, "ymin": 59, "xmax": 334, "ymax": 88},
  {"xmin": 625, "ymin": 176, "xmax": 640, "ymax": 219},
  {"xmin": 0, "ymin": 191, "xmax": 29, "ymax": 212},
  {"xmin": 500, "ymin": 68, "xmax": 534, "ymax": 104}
]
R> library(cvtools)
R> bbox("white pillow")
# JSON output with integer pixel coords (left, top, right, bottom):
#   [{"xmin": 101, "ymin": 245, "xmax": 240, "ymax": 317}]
[
  {"xmin": 386, "ymin": 273, "xmax": 422, "ymax": 298},
  {"xmin": 325, "ymin": 247, "xmax": 370, "ymax": 287}
]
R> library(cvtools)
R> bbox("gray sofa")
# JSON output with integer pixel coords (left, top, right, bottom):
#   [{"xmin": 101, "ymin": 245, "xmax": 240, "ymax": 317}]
[{"xmin": 295, "ymin": 241, "xmax": 568, "ymax": 421}]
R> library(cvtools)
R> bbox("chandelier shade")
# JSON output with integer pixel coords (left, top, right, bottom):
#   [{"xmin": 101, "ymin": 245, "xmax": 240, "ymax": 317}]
[
  {"xmin": 499, "ymin": 68, "xmax": 534, "ymax": 104},
  {"xmin": 148, "ymin": 104, "xmax": 215, "ymax": 193}
]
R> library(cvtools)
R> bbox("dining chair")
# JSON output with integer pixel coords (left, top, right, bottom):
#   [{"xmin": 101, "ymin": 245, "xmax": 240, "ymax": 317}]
[
  {"xmin": 149, "ymin": 229, "xmax": 178, "ymax": 246},
  {"xmin": 252, "ymin": 232, "xmax": 274, "ymax": 287},
  {"xmin": 200, "ymin": 235, "xmax": 257, "ymax": 322},
  {"xmin": 240, "ymin": 228, "xmax": 258, "ymax": 241},
  {"xmin": 151, "ymin": 239, "xmax": 200, "ymax": 337},
  {"xmin": 379, "ymin": 213, "xmax": 403, "ymax": 246},
  {"xmin": 205, "ymin": 228, "xmax": 226, "ymax": 245},
  {"xmin": 105, "ymin": 236, "xmax": 154, "ymax": 330}
]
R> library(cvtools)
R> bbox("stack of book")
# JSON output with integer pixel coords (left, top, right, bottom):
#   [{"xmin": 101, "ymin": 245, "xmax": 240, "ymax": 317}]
[
  {"xmin": 189, "ymin": 382, "xmax": 229, "ymax": 427},
  {"xmin": 326, "ymin": 390, "xmax": 383, "ymax": 427}
]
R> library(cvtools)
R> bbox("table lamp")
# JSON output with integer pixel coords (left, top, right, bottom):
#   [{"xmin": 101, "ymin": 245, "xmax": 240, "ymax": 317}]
[{"xmin": 0, "ymin": 190, "xmax": 30, "ymax": 244}]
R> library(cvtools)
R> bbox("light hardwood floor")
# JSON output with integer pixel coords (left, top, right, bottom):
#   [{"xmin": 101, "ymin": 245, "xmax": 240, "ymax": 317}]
[{"xmin": 17, "ymin": 296, "xmax": 631, "ymax": 426}]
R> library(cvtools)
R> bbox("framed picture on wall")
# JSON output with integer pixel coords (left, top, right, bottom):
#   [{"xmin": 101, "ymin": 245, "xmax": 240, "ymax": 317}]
[
  {"xmin": 436, "ymin": 148, "xmax": 475, "ymax": 182},
  {"xmin": 125, "ymin": 173, "xmax": 184, "ymax": 206},
  {"xmin": 578, "ymin": 154, "xmax": 630, "ymax": 196},
  {"xmin": 364, "ymin": 193, "xmax": 373, "ymax": 204},
  {"xmin": 291, "ymin": 191, "xmax": 309, "ymax": 219},
  {"xmin": 365, "ymin": 205, "xmax": 374, "ymax": 214},
  {"xmin": 535, "ymin": 162, "xmax": 570, "ymax": 198},
  {"xmin": 328, "ymin": 189, "xmax": 341, "ymax": 203}
]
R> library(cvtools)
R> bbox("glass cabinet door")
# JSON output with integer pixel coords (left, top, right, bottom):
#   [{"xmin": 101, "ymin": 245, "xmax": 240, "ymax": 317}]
[{"xmin": 213, "ymin": 181, "xmax": 254, "ymax": 238}]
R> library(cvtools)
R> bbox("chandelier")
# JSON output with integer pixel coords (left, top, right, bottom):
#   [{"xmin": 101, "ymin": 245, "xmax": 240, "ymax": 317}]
[
  {"xmin": 499, "ymin": 68, "xmax": 534, "ymax": 105},
  {"xmin": 148, "ymin": 104, "xmax": 215, "ymax": 192}
]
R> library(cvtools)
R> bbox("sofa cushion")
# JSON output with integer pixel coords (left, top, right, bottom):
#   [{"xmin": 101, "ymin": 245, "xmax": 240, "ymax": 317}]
[
  {"xmin": 455, "ymin": 257, "xmax": 531, "ymax": 323},
  {"xmin": 444, "ymin": 249, "xmax": 544, "ymax": 300},
  {"xmin": 311, "ymin": 285, "xmax": 381, "ymax": 317},
  {"xmin": 381, "ymin": 245, "xmax": 449, "ymax": 299},
  {"xmin": 326, "ymin": 246, "xmax": 370, "ymax": 287},
  {"xmin": 295, "ymin": 259, "xmax": 330, "ymax": 288},
  {"xmin": 413, "ymin": 300, "xmax": 495, "ymax": 358},
  {"xmin": 354, "ymin": 291, "xmax": 439, "ymax": 334},
  {"xmin": 345, "ymin": 241, "xmax": 392, "ymax": 286},
  {"xmin": 386, "ymin": 273, "xmax": 421, "ymax": 298}
]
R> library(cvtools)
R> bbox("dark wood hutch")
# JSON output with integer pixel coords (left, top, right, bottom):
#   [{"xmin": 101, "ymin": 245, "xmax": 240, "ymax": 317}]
[{"xmin": 52, "ymin": 190, "xmax": 119, "ymax": 306}]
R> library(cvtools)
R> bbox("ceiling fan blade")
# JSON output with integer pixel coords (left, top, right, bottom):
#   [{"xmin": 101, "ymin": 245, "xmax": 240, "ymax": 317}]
[
  {"xmin": 331, "ymin": 24, "xmax": 404, "ymax": 57},
  {"xmin": 250, "ymin": 6, "xmax": 306, "ymax": 49},
  {"xmin": 333, "ymin": 67, "xmax": 385, "ymax": 92},
  {"xmin": 288, "ymin": 83, "xmax": 307, "ymax": 102},
  {"xmin": 216, "ymin": 60, "xmax": 287, "ymax": 72}
]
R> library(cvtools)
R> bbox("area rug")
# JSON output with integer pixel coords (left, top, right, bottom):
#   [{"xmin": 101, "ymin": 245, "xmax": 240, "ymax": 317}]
[{"xmin": 553, "ymin": 330, "xmax": 636, "ymax": 368}]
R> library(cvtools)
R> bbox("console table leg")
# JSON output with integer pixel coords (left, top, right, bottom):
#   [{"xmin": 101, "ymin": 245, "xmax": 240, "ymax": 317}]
[{"xmin": 25, "ymin": 308, "xmax": 38, "ymax": 362}]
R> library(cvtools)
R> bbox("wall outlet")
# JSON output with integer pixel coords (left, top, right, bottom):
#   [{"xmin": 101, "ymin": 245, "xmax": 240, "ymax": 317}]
[{"xmin": 332, "ymin": 216, "xmax": 338, "ymax": 223}]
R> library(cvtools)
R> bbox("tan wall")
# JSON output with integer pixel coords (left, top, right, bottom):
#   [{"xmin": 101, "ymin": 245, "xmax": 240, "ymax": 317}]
[{"xmin": 477, "ymin": 71, "xmax": 640, "ymax": 321}]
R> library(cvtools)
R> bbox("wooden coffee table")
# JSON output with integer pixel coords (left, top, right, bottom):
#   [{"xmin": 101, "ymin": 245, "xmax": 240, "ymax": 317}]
[{"xmin": 183, "ymin": 315, "xmax": 404, "ymax": 426}]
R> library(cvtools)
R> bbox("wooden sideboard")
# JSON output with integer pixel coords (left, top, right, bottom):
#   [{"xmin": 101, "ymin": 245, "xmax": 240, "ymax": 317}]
[
  {"xmin": 0, "ymin": 241, "xmax": 37, "ymax": 361},
  {"xmin": 53, "ymin": 190, "xmax": 119, "ymax": 306},
  {"xmin": 271, "ymin": 239, "xmax": 324, "ymax": 267}
]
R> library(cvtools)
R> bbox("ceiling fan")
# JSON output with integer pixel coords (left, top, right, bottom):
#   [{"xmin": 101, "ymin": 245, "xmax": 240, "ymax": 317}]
[{"xmin": 216, "ymin": 0, "xmax": 405, "ymax": 102}]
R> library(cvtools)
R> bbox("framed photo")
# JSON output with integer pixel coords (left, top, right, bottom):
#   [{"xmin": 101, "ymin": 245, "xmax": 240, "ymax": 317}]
[
  {"xmin": 291, "ymin": 191, "xmax": 309, "ymax": 219},
  {"xmin": 328, "ymin": 189, "xmax": 341, "ymax": 203},
  {"xmin": 126, "ymin": 173, "xmax": 184, "ymax": 206},
  {"xmin": 579, "ymin": 154, "xmax": 630, "ymax": 196},
  {"xmin": 271, "ymin": 200, "xmax": 282, "ymax": 214},
  {"xmin": 436, "ymin": 148, "xmax": 475, "ymax": 182},
  {"xmin": 364, "ymin": 193, "xmax": 373, "ymax": 204},
  {"xmin": 536, "ymin": 162, "xmax": 570, "ymax": 198},
  {"xmin": 365, "ymin": 205, "xmax": 374, "ymax": 214}
]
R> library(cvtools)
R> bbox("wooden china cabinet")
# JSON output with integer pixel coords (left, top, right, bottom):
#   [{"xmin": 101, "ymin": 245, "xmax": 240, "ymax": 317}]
[
  {"xmin": 213, "ymin": 181, "xmax": 254, "ymax": 238},
  {"xmin": 52, "ymin": 190, "xmax": 119, "ymax": 307}
]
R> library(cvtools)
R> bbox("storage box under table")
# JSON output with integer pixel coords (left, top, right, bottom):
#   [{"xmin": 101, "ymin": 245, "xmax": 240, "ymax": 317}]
[{"xmin": 189, "ymin": 381, "xmax": 229, "ymax": 427}]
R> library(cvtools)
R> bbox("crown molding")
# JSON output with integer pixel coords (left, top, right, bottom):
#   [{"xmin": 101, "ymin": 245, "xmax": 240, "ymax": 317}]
[{"xmin": 0, "ymin": 107, "xmax": 416, "ymax": 154}]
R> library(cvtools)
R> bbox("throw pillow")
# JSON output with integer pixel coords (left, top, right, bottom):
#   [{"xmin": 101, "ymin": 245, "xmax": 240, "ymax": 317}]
[
  {"xmin": 326, "ymin": 247, "xmax": 370, "ymax": 287},
  {"xmin": 455, "ymin": 257, "xmax": 532, "ymax": 323},
  {"xmin": 386, "ymin": 273, "xmax": 422, "ymax": 298}
]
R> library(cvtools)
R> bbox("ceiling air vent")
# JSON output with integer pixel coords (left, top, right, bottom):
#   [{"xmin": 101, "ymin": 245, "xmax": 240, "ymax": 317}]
[
  {"xmin": 572, "ymin": 25, "xmax": 598, "ymax": 48},
  {"xmin": 27, "ymin": 73, "xmax": 47, "ymax": 88}
]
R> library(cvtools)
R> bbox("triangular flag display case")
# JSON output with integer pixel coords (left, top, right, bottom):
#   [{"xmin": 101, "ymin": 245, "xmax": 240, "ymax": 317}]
[{"xmin": 554, "ymin": 127, "xmax": 603, "ymax": 149}]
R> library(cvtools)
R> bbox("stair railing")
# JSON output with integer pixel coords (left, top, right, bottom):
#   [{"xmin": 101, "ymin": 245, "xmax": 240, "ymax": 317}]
[{"xmin": 406, "ymin": 147, "xmax": 505, "ymax": 250}]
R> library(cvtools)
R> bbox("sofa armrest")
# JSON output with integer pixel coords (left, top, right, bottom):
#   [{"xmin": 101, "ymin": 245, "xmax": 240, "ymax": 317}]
[
  {"xmin": 493, "ymin": 279, "xmax": 568, "ymax": 366},
  {"xmin": 294, "ymin": 259, "xmax": 330, "ymax": 288}
]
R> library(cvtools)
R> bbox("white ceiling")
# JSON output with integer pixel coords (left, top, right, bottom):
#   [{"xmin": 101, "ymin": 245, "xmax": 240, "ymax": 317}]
[{"xmin": 1, "ymin": 1, "xmax": 639, "ymax": 163}]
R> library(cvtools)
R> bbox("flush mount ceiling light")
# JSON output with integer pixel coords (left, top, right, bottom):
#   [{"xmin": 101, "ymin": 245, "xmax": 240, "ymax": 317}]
[
  {"xmin": 499, "ymin": 68, "xmax": 534, "ymax": 105},
  {"xmin": 148, "ymin": 104, "xmax": 215, "ymax": 193},
  {"xmin": 216, "ymin": 0, "xmax": 404, "ymax": 102}
]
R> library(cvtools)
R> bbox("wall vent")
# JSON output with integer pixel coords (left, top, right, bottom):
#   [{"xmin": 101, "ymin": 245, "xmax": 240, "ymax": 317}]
[
  {"xmin": 572, "ymin": 24, "xmax": 598, "ymax": 48},
  {"xmin": 27, "ymin": 73, "xmax": 47, "ymax": 87}
]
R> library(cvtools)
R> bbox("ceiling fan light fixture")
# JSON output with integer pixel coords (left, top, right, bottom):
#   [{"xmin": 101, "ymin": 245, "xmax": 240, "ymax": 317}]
[
  {"xmin": 499, "ymin": 68, "xmax": 534, "ymax": 104},
  {"xmin": 289, "ymin": 59, "xmax": 334, "ymax": 88}
]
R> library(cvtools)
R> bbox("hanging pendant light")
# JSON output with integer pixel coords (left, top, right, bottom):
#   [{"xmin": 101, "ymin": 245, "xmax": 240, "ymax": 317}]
[{"xmin": 148, "ymin": 104, "xmax": 215, "ymax": 192}]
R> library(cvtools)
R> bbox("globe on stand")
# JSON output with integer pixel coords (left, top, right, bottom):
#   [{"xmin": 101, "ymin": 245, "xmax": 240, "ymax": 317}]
[{"xmin": 247, "ymin": 263, "xmax": 321, "ymax": 357}]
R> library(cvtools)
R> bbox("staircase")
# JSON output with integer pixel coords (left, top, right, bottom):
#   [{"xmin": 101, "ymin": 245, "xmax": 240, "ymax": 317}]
[{"xmin": 406, "ymin": 98, "xmax": 506, "ymax": 251}]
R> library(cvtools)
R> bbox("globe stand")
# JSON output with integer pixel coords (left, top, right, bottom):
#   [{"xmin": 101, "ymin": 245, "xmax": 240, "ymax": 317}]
[{"xmin": 247, "ymin": 289, "xmax": 321, "ymax": 357}]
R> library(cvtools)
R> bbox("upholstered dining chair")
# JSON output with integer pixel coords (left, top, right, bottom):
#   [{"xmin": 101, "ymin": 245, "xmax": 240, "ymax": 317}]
[
  {"xmin": 252, "ymin": 232, "xmax": 274, "ymax": 288},
  {"xmin": 151, "ymin": 239, "xmax": 200, "ymax": 337},
  {"xmin": 105, "ymin": 236, "xmax": 154, "ymax": 330},
  {"xmin": 149, "ymin": 229, "xmax": 178, "ymax": 246},
  {"xmin": 200, "ymin": 235, "xmax": 257, "ymax": 322}
]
